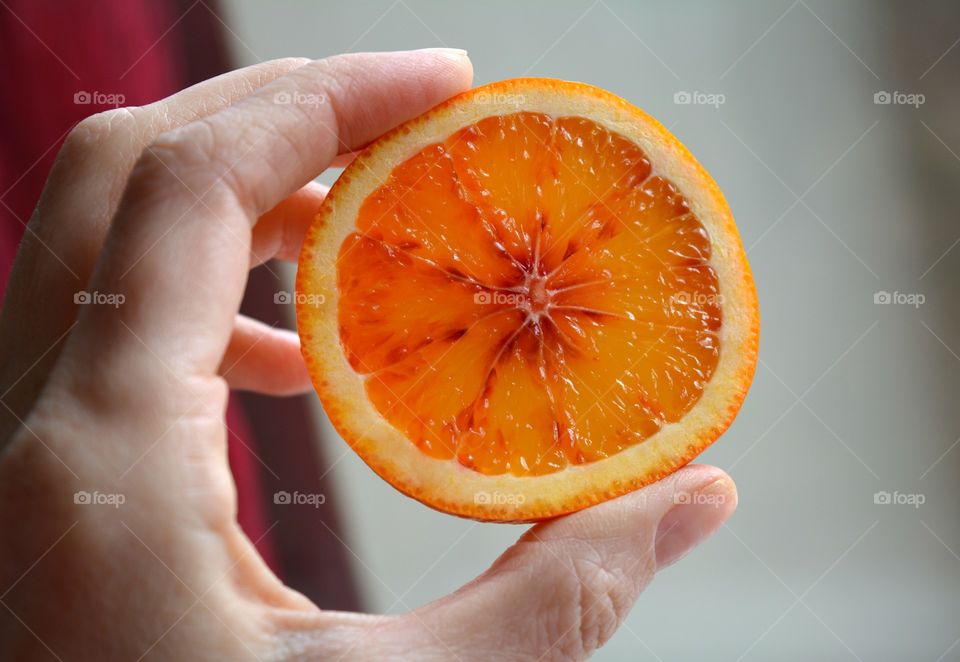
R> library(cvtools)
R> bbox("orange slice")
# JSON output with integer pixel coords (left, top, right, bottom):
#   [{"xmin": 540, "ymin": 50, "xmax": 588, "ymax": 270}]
[{"xmin": 297, "ymin": 78, "xmax": 758, "ymax": 522}]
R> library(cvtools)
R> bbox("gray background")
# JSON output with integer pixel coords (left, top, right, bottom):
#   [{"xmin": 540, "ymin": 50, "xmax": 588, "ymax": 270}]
[{"xmin": 223, "ymin": 1, "xmax": 960, "ymax": 660}]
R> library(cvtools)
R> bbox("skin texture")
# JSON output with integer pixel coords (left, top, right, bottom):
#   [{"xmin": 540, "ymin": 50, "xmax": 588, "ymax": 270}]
[{"xmin": 0, "ymin": 50, "xmax": 738, "ymax": 660}]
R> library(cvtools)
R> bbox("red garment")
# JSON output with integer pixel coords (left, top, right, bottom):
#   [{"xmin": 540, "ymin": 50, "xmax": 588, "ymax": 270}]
[{"xmin": 0, "ymin": 0, "xmax": 278, "ymax": 571}]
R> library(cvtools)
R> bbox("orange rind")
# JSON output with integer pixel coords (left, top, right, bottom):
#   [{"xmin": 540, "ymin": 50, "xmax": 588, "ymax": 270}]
[{"xmin": 297, "ymin": 78, "xmax": 759, "ymax": 522}]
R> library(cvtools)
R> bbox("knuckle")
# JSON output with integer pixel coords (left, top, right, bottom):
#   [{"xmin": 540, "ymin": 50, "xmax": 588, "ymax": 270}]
[
  {"xmin": 127, "ymin": 122, "xmax": 224, "ymax": 203},
  {"xmin": 269, "ymin": 56, "xmax": 311, "ymax": 71},
  {"xmin": 539, "ymin": 544, "xmax": 647, "ymax": 660},
  {"xmin": 569, "ymin": 557, "xmax": 629, "ymax": 654},
  {"xmin": 63, "ymin": 107, "xmax": 141, "ymax": 158},
  {"xmin": 281, "ymin": 57, "xmax": 349, "ymax": 136},
  {"xmin": 145, "ymin": 124, "xmax": 214, "ymax": 179}
]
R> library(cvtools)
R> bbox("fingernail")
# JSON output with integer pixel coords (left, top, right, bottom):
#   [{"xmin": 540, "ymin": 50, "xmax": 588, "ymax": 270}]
[
  {"xmin": 654, "ymin": 477, "xmax": 736, "ymax": 569},
  {"xmin": 419, "ymin": 47, "xmax": 469, "ymax": 58}
]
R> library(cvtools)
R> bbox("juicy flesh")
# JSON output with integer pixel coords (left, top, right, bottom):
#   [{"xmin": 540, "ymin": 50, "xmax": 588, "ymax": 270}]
[{"xmin": 338, "ymin": 112, "xmax": 721, "ymax": 476}]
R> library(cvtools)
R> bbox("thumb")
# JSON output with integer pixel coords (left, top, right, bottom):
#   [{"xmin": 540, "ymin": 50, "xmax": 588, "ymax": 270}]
[{"xmin": 402, "ymin": 465, "xmax": 737, "ymax": 661}]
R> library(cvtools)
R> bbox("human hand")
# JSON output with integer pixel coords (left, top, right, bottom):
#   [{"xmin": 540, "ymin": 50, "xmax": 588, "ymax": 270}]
[{"xmin": 0, "ymin": 49, "xmax": 737, "ymax": 660}]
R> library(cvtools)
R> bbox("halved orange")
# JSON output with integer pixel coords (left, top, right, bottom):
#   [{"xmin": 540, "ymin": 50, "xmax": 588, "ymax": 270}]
[{"xmin": 297, "ymin": 78, "xmax": 758, "ymax": 522}]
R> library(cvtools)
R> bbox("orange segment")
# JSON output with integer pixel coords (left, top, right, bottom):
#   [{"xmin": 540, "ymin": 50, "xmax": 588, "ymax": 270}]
[
  {"xmin": 298, "ymin": 78, "xmax": 759, "ymax": 521},
  {"xmin": 355, "ymin": 143, "xmax": 520, "ymax": 287},
  {"xmin": 336, "ymin": 233, "xmax": 497, "ymax": 373},
  {"xmin": 538, "ymin": 116, "xmax": 653, "ymax": 272},
  {"xmin": 445, "ymin": 112, "xmax": 555, "ymax": 266},
  {"xmin": 460, "ymin": 329, "xmax": 568, "ymax": 476},
  {"xmin": 342, "ymin": 114, "xmax": 718, "ymax": 477},
  {"xmin": 364, "ymin": 307, "xmax": 525, "ymax": 461}
]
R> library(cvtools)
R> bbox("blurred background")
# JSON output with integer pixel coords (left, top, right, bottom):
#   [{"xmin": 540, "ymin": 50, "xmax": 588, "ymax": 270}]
[{"xmin": 3, "ymin": 1, "xmax": 959, "ymax": 660}]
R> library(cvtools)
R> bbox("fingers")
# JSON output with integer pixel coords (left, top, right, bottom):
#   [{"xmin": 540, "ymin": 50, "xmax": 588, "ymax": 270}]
[
  {"xmin": 219, "ymin": 315, "xmax": 311, "ymax": 396},
  {"xmin": 234, "ymin": 182, "xmax": 330, "ymax": 394},
  {"xmin": 67, "ymin": 49, "xmax": 473, "ymax": 392},
  {"xmin": 6, "ymin": 56, "xmax": 309, "ymax": 323},
  {"xmin": 0, "ymin": 58, "xmax": 310, "ymax": 441},
  {"xmin": 250, "ymin": 181, "xmax": 328, "ymax": 266},
  {"xmin": 391, "ymin": 466, "xmax": 737, "ymax": 661},
  {"xmin": 39, "ymin": 57, "xmax": 312, "ymax": 254}
]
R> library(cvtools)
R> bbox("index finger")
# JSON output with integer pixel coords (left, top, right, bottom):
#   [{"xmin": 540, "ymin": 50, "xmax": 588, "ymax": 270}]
[{"xmin": 66, "ymin": 49, "xmax": 473, "ymax": 393}]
